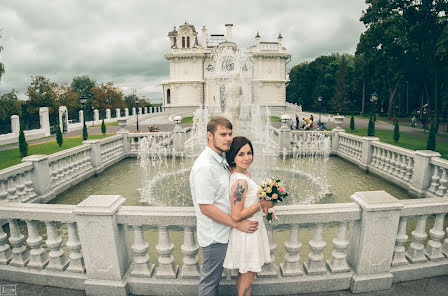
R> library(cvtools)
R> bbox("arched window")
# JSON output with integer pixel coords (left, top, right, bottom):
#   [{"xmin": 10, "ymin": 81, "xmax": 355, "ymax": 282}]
[
  {"xmin": 182, "ymin": 37, "xmax": 185, "ymax": 48},
  {"xmin": 187, "ymin": 36, "xmax": 190, "ymax": 48},
  {"xmin": 167, "ymin": 89, "xmax": 171, "ymax": 104}
]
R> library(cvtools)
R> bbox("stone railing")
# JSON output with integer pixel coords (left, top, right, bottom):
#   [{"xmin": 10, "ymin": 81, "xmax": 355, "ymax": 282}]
[
  {"xmin": 129, "ymin": 132, "xmax": 173, "ymax": 156},
  {"xmin": 426, "ymin": 157, "xmax": 448, "ymax": 199},
  {"xmin": 0, "ymin": 192, "xmax": 447, "ymax": 295},
  {"xmin": 0, "ymin": 162, "xmax": 37, "ymax": 203},
  {"xmin": 336, "ymin": 132, "xmax": 363, "ymax": 162},
  {"xmin": 100, "ymin": 134, "xmax": 126, "ymax": 166}
]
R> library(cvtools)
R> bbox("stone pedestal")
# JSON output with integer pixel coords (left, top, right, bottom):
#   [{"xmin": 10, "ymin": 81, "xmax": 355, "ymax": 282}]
[
  {"xmin": 79, "ymin": 110, "xmax": 84, "ymax": 125},
  {"xmin": 83, "ymin": 140, "xmax": 104, "ymax": 174},
  {"xmin": 58, "ymin": 106, "xmax": 69, "ymax": 133},
  {"xmin": 132, "ymin": 108, "xmax": 136, "ymax": 116},
  {"xmin": 117, "ymin": 130, "xmax": 130, "ymax": 154},
  {"xmin": 116, "ymin": 108, "xmax": 121, "ymax": 118},
  {"xmin": 11, "ymin": 115, "xmax": 20, "ymax": 135},
  {"xmin": 409, "ymin": 150, "xmax": 441, "ymax": 197},
  {"xmin": 125, "ymin": 108, "xmax": 129, "ymax": 117},
  {"xmin": 94, "ymin": 110, "xmax": 99, "ymax": 122},
  {"xmin": 21, "ymin": 155, "xmax": 51, "ymax": 195},
  {"xmin": 138, "ymin": 107, "xmax": 142, "ymax": 115},
  {"xmin": 347, "ymin": 191, "xmax": 403, "ymax": 293},
  {"xmin": 74, "ymin": 195, "xmax": 131, "ymax": 296},
  {"xmin": 172, "ymin": 117, "xmax": 185, "ymax": 153},
  {"xmin": 106, "ymin": 109, "xmax": 111, "ymax": 120},
  {"xmin": 144, "ymin": 107, "xmax": 148, "ymax": 114},
  {"xmin": 39, "ymin": 107, "xmax": 50, "ymax": 136},
  {"xmin": 360, "ymin": 137, "xmax": 379, "ymax": 171}
]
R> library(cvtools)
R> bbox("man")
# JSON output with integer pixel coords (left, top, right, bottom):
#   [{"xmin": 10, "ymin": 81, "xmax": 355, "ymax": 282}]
[{"xmin": 190, "ymin": 116, "xmax": 270, "ymax": 296}]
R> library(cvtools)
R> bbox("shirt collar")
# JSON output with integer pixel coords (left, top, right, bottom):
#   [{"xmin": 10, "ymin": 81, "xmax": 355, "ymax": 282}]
[{"xmin": 205, "ymin": 146, "xmax": 227, "ymax": 166}]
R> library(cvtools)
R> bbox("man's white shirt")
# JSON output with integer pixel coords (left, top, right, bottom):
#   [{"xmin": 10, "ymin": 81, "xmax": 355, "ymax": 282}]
[{"xmin": 190, "ymin": 146, "xmax": 231, "ymax": 247}]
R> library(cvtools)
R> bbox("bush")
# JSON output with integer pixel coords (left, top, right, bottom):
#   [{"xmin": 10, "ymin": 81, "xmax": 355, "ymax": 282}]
[
  {"xmin": 83, "ymin": 122, "xmax": 88, "ymax": 140},
  {"xmin": 101, "ymin": 119, "xmax": 106, "ymax": 135},
  {"xmin": 56, "ymin": 124, "xmax": 63, "ymax": 147},
  {"xmin": 350, "ymin": 114, "xmax": 355, "ymax": 130},
  {"xmin": 393, "ymin": 119, "xmax": 400, "ymax": 143},
  {"xmin": 427, "ymin": 121, "xmax": 436, "ymax": 151},
  {"xmin": 18, "ymin": 127, "xmax": 28, "ymax": 157},
  {"xmin": 368, "ymin": 113, "xmax": 375, "ymax": 136}
]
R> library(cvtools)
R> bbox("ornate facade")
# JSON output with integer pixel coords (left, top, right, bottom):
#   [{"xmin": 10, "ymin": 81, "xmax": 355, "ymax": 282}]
[{"xmin": 161, "ymin": 23, "xmax": 291, "ymax": 111}]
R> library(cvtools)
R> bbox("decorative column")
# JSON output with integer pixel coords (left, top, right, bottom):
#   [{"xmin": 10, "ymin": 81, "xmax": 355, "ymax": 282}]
[
  {"xmin": 66, "ymin": 222, "xmax": 85, "ymax": 273},
  {"xmin": 45, "ymin": 221, "xmax": 69, "ymax": 270},
  {"xmin": 116, "ymin": 108, "xmax": 121, "ymax": 119},
  {"xmin": 347, "ymin": 191, "xmax": 403, "ymax": 293},
  {"xmin": 0, "ymin": 225, "xmax": 12, "ymax": 264},
  {"xmin": 138, "ymin": 107, "xmax": 142, "ymax": 115},
  {"xmin": 359, "ymin": 137, "xmax": 379, "ymax": 171},
  {"xmin": 74, "ymin": 195, "xmax": 131, "ymax": 296},
  {"xmin": 132, "ymin": 107, "xmax": 136, "ymax": 116},
  {"xmin": 326, "ymin": 221, "xmax": 350, "ymax": 272},
  {"xmin": 304, "ymin": 223, "xmax": 327, "ymax": 274},
  {"xmin": 258, "ymin": 223, "xmax": 278, "ymax": 277},
  {"xmin": 117, "ymin": 130, "xmax": 130, "ymax": 154},
  {"xmin": 179, "ymin": 226, "xmax": 200, "ymax": 278},
  {"xmin": 391, "ymin": 217, "xmax": 408, "ymax": 266},
  {"xmin": 39, "ymin": 107, "xmax": 51, "ymax": 136},
  {"xmin": 405, "ymin": 215, "xmax": 428, "ymax": 263},
  {"xmin": 106, "ymin": 109, "xmax": 111, "ymax": 120},
  {"xmin": 409, "ymin": 150, "xmax": 441, "ymax": 197},
  {"xmin": 144, "ymin": 107, "xmax": 148, "ymax": 114},
  {"xmin": 58, "ymin": 106, "xmax": 69, "ymax": 133},
  {"xmin": 155, "ymin": 226, "xmax": 179, "ymax": 278},
  {"xmin": 26, "ymin": 220, "xmax": 49, "ymax": 269},
  {"xmin": 280, "ymin": 224, "xmax": 303, "ymax": 276},
  {"xmin": 130, "ymin": 225, "xmax": 154, "ymax": 277},
  {"xmin": 424, "ymin": 213, "xmax": 446, "ymax": 261},
  {"xmin": 83, "ymin": 140, "xmax": 104, "ymax": 174},
  {"xmin": 8, "ymin": 219, "xmax": 29, "ymax": 267},
  {"xmin": 11, "ymin": 115, "xmax": 20, "ymax": 135},
  {"xmin": 125, "ymin": 108, "xmax": 129, "ymax": 117},
  {"xmin": 22, "ymin": 155, "xmax": 51, "ymax": 196}
]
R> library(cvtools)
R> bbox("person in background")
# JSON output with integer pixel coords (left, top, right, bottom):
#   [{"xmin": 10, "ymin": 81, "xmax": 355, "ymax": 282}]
[
  {"xmin": 411, "ymin": 115, "xmax": 417, "ymax": 128},
  {"xmin": 295, "ymin": 115, "xmax": 299, "ymax": 129}
]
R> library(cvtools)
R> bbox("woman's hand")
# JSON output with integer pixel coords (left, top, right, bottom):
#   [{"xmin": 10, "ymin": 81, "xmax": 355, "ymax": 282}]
[{"xmin": 259, "ymin": 200, "xmax": 274, "ymax": 215}]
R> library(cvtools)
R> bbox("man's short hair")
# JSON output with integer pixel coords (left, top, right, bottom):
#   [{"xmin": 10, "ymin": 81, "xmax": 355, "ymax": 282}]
[{"xmin": 207, "ymin": 116, "xmax": 232, "ymax": 134}]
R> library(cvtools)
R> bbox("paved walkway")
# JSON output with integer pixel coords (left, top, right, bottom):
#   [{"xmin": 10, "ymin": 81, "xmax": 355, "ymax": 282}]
[{"xmin": 1, "ymin": 275, "xmax": 447, "ymax": 295}]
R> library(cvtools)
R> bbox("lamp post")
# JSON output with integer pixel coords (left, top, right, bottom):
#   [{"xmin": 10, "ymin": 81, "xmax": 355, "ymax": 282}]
[
  {"xmin": 423, "ymin": 103, "xmax": 428, "ymax": 132},
  {"xmin": 370, "ymin": 92, "xmax": 378, "ymax": 122},
  {"xmin": 318, "ymin": 96, "xmax": 323, "ymax": 123},
  {"xmin": 79, "ymin": 96, "xmax": 87, "ymax": 140},
  {"xmin": 91, "ymin": 106, "xmax": 94, "ymax": 127},
  {"xmin": 135, "ymin": 96, "xmax": 139, "ymax": 131}
]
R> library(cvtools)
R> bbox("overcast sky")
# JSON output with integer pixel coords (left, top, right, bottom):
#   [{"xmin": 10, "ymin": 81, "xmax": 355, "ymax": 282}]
[{"xmin": 0, "ymin": 0, "xmax": 367, "ymax": 103}]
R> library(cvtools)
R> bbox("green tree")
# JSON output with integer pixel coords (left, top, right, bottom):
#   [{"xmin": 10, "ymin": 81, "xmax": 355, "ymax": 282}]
[
  {"xmin": 26, "ymin": 76, "xmax": 58, "ymax": 114},
  {"xmin": 71, "ymin": 75, "xmax": 96, "ymax": 99},
  {"xmin": 56, "ymin": 124, "xmax": 63, "ymax": 147},
  {"xmin": 393, "ymin": 119, "xmax": 400, "ymax": 143},
  {"xmin": 0, "ymin": 30, "xmax": 5, "ymax": 82},
  {"xmin": 0, "ymin": 90, "xmax": 22, "ymax": 121},
  {"xmin": 368, "ymin": 113, "xmax": 375, "ymax": 136},
  {"xmin": 427, "ymin": 120, "xmax": 436, "ymax": 151},
  {"xmin": 101, "ymin": 119, "xmax": 106, "ymax": 135},
  {"xmin": 83, "ymin": 121, "xmax": 88, "ymax": 140},
  {"xmin": 18, "ymin": 127, "xmax": 28, "ymax": 157},
  {"xmin": 350, "ymin": 114, "xmax": 355, "ymax": 130}
]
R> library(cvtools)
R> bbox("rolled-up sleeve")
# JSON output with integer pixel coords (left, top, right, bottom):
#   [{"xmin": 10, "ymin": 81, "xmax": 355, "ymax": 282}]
[{"xmin": 192, "ymin": 166, "xmax": 217, "ymax": 205}]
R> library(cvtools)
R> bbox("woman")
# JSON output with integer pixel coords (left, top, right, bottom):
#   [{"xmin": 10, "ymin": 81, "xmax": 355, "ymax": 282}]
[{"xmin": 223, "ymin": 136, "xmax": 273, "ymax": 296}]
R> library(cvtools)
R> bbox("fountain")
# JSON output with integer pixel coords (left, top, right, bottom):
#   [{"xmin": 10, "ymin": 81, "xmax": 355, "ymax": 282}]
[{"xmin": 138, "ymin": 44, "xmax": 332, "ymax": 206}]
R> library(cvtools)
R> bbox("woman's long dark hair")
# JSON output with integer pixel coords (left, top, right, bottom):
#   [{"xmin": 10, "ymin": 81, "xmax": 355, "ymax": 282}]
[{"xmin": 226, "ymin": 136, "xmax": 254, "ymax": 168}]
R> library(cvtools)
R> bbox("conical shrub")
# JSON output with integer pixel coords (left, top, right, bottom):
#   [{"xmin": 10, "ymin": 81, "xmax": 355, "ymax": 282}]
[
  {"xmin": 56, "ymin": 124, "xmax": 63, "ymax": 147},
  {"xmin": 393, "ymin": 119, "xmax": 400, "ymax": 143},
  {"xmin": 18, "ymin": 127, "xmax": 28, "ymax": 157},
  {"xmin": 427, "ymin": 120, "xmax": 436, "ymax": 151},
  {"xmin": 367, "ymin": 113, "xmax": 375, "ymax": 136}
]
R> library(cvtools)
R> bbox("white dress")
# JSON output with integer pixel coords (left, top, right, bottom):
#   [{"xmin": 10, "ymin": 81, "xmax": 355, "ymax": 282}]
[{"xmin": 223, "ymin": 172, "xmax": 271, "ymax": 273}]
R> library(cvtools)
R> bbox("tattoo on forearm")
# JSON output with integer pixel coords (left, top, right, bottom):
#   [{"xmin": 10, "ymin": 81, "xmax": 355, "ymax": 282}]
[
  {"xmin": 233, "ymin": 183, "xmax": 245, "ymax": 204},
  {"xmin": 243, "ymin": 287, "xmax": 250, "ymax": 296}
]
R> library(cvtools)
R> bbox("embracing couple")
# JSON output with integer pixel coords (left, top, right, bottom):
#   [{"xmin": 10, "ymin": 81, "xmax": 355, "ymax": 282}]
[{"xmin": 189, "ymin": 116, "xmax": 274, "ymax": 296}]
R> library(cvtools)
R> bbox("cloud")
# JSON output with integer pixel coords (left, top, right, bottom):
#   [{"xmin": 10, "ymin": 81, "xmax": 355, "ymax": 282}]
[{"xmin": 0, "ymin": 0, "xmax": 366, "ymax": 103}]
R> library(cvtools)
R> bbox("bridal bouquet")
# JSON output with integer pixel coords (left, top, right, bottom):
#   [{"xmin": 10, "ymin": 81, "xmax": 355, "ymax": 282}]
[{"xmin": 257, "ymin": 178, "xmax": 288, "ymax": 223}]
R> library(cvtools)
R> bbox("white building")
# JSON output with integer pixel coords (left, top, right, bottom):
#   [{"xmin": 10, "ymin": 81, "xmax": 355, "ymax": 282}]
[{"xmin": 161, "ymin": 23, "xmax": 291, "ymax": 112}]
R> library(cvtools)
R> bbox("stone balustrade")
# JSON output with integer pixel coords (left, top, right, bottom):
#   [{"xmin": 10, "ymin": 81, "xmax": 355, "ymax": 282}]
[
  {"xmin": 336, "ymin": 133, "xmax": 363, "ymax": 162},
  {"xmin": 99, "ymin": 134, "xmax": 126, "ymax": 166},
  {"xmin": 0, "ymin": 163, "xmax": 37, "ymax": 203},
  {"xmin": 427, "ymin": 157, "xmax": 448, "ymax": 199},
  {"xmin": 0, "ymin": 192, "xmax": 447, "ymax": 295},
  {"xmin": 129, "ymin": 132, "xmax": 173, "ymax": 155}
]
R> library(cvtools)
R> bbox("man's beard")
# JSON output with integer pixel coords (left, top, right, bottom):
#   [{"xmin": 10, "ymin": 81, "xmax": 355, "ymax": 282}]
[{"xmin": 213, "ymin": 138, "xmax": 230, "ymax": 153}]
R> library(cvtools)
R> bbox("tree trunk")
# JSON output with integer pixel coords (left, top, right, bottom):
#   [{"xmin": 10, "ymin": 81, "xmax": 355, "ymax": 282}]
[
  {"xmin": 387, "ymin": 80, "xmax": 400, "ymax": 119},
  {"xmin": 361, "ymin": 79, "xmax": 366, "ymax": 115},
  {"xmin": 434, "ymin": 71, "xmax": 439, "ymax": 133}
]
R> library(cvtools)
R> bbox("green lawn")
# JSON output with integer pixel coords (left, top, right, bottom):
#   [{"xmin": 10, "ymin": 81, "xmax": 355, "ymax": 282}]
[
  {"xmin": 181, "ymin": 117, "xmax": 193, "ymax": 123},
  {"xmin": 106, "ymin": 121, "xmax": 118, "ymax": 126},
  {"xmin": 0, "ymin": 134, "xmax": 113, "ymax": 170},
  {"xmin": 345, "ymin": 128, "xmax": 448, "ymax": 159}
]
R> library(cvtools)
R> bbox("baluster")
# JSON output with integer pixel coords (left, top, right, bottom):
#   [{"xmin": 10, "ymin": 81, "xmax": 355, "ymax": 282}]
[
  {"xmin": 436, "ymin": 169, "xmax": 447, "ymax": 197},
  {"xmin": 304, "ymin": 223, "xmax": 327, "ymax": 274},
  {"xmin": 24, "ymin": 172, "xmax": 36, "ymax": 201},
  {"xmin": 15, "ymin": 173, "xmax": 26, "ymax": 201},
  {"xmin": 45, "ymin": 221, "xmax": 69, "ymax": 270},
  {"xmin": 405, "ymin": 157, "xmax": 414, "ymax": 182},
  {"xmin": 50, "ymin": 162, "xmax": 58, "ymax": 185},
  {"xmin": 0, "ymin": 225, "xmax": 12, "ymax": 264},
  {"xmin": 67, "ymin": 155, "xmax": 75, "ymax": 176},
  {"xmin": 6, "ymin": 177, "xmax": 18, "ymax": 201},
  {"xmin": 442, "ymin": 225, "xmax": 448, "ymax": 257},
  {"xmin": 8, "ymin": 219, "xmax": 29, "ymax": 266},
  {"xmin": 399, "ymin": 154, "xmax": 408, "ymax": 180},
  {"xmin": 280, "ymin": 224, "xmax": 303, "ymax": 276},
  {"xmin": 388, "ymin": 152, "xmax": 396, "ymax": 174},
  {"xmin": 405, "ymin": 215, "xmax": 428, "ymax": 263},
  {"xmin": 393, "ymin": 154, "xmax": 401, "ymax": 176},
  {"xmin": 130, "ymin": 225, "xmax": 154, "ymax": 277},
  {"xmin": 424, "ymin": 214, "xmax": 446, "ymax": 261},
  {"xmin": 155, "ymin": 226, "xmax": 178, "ymax": 278},
  {"xmin": 0, "ymin": 180, "xmax": 8, "ymax": 201},
  {"xmin": 371, "ymin": 147, "xmax": 378, "ymax": 167},
  {"xmin": 66, "ymin": 222, "xmax": 85, "ymax": 273},
  {"xmin": 326, "ymin": 222, "xmax": 350, "ymax": 272},
  {"xmin": 428, "ymin": 167, "xmax": 440, "ymax": 194},
  {"xmin": 131, "ymin": 137, "xmax": 136, "ymax": 152},
  {"xmin": 179, "ymin": 226, "xmax": 200, "ymax": 278},
  {"xmin": 392, "ymin": 217, "xmax": 408, "ymax": 266},
  {"xmin": 26, "ymin": 220, "xmax": 49, "ymax": 269},
  {"xmin": 57, "ymin": 160, "xmax": 65, "ymax": 185},
  {"xmin": 258, "ymin": 223, "xmax": 278, "ymax": 277},
  {"xmin": 379, "ymin": 149, "xmax": 386, "ymax": 170}
]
